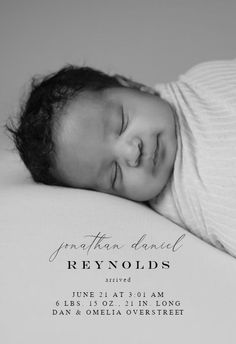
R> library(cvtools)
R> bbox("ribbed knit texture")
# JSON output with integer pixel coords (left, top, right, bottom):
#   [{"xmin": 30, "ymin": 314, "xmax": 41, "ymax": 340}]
[{"xmin": 149, "ymin": 60, "xmax": 236, "ymax": 257}]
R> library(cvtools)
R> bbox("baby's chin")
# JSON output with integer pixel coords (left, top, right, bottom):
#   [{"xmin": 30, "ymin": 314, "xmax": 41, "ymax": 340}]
[
  {"xmin": 121, "ymin": 186, "xmax": 167, "ymax": 203},
  {"xmin": 135, "ymin": 178, "xmax": 173, "ymax": 203},
  {"xmin": 148, "ymin": 178, "xmax": 173, "ymax": 207}
]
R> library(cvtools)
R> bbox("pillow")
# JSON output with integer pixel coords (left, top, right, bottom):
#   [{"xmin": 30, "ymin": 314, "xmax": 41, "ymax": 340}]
[{"xmin": 1, "ymin": 149, "xmax": 236, "ymax": 343}]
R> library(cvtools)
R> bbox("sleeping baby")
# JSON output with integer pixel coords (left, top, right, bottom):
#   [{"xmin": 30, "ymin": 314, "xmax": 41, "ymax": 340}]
[{"xmin": 6, "ymin": 59, "xmax": 236, "ymax": 258}]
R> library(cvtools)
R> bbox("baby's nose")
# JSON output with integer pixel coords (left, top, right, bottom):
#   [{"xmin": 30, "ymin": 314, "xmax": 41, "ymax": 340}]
[{"xmin": 122, "ymin": 137, "xmax": 142, "ymax": 167}]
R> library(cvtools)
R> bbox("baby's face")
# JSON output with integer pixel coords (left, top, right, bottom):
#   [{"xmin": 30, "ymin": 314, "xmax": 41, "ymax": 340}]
[{"xmin": 53, "ymin": 87, "xmax": 177, "ymax": 201}]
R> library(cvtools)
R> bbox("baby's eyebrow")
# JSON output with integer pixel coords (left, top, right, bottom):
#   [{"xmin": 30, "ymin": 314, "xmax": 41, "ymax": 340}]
[
  {"xmin": 102, "ymin": 112, "xmax": 110, "ymax": 138},
  {"xmin": 102, "ymin": 102, "xmax": 120, "ymax": 137},
  {"xmin": 95, "ymin": 102, "xmax": 121, "ymax": 191}
]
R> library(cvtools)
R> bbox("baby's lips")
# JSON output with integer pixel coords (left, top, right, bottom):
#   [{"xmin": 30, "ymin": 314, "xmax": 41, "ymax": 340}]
[{"xmin": 153, "ymin": 136, "xmax": 160, "ymax": 166}]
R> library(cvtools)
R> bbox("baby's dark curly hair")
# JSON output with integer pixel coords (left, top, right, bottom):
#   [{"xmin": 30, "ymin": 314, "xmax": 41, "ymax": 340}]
[
  {"xmin": 5, "ymin": 66, "xmax": 123, "ymax": 185},
  {"xmin": 5, "ymin": 65, "xmax": 156, "ymax": 186}
]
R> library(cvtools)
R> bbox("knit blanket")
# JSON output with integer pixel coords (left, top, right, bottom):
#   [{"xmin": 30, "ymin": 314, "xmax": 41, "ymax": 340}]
[{"xmin": 149, "ymin": 60, "xmax": 236, "ymax": 258}]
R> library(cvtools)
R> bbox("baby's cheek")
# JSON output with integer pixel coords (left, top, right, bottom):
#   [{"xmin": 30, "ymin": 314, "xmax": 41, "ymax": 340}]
[{"xmin": 124, "ymin": 172, "xmax": 154, "ymax": 201}]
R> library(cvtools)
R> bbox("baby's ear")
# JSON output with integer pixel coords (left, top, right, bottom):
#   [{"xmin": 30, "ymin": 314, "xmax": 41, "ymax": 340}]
[{"xmin": 114, "ymin": 74, "xmax": 157, "ymax": 95}]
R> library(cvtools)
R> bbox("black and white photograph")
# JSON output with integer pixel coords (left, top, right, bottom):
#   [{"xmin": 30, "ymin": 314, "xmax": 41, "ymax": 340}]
[{"xmin": 1, "ymin": 1, "xmax": 236, "ymax": 343}]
